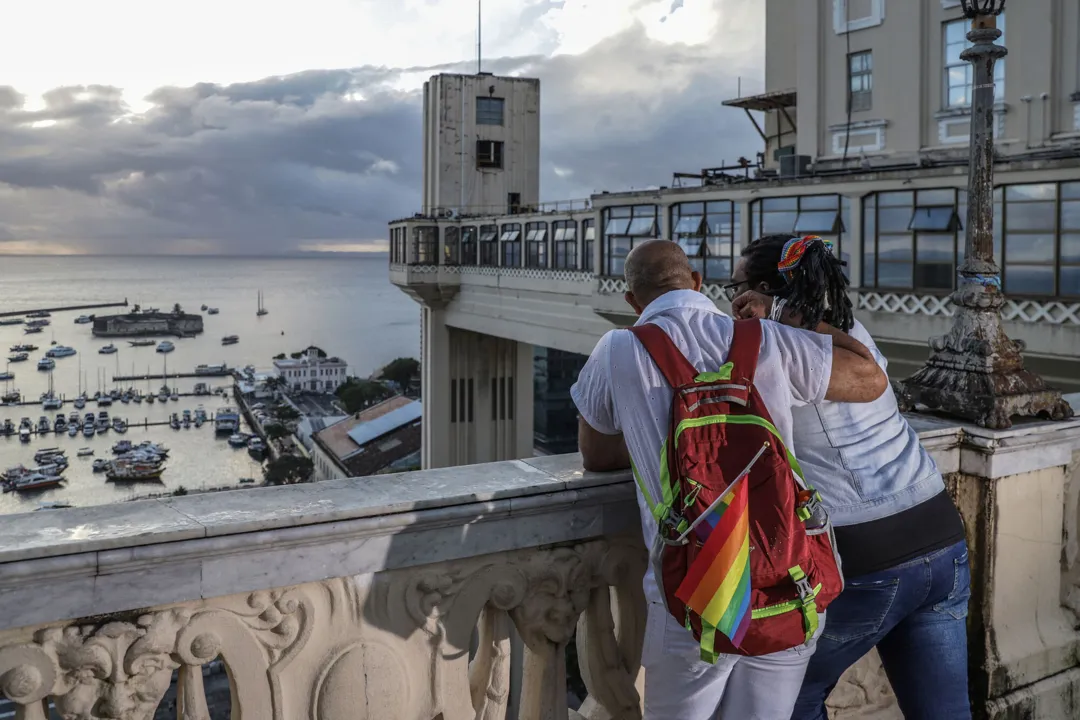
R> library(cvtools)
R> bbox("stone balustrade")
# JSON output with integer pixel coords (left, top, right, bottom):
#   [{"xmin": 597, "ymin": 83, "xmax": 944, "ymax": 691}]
[{"xmin": 2, "ymin": 410, "xmax": 1080, "ymax": 719}]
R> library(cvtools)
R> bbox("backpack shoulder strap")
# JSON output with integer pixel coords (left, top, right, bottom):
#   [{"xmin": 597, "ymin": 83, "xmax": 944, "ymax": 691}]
[
  {"xmin": 728, "ymin": 319, "xmax": 763, "ymax": 386},
  {"xmin": 628, "ymin": 323, "xmax": 698, "ymax": 388}
]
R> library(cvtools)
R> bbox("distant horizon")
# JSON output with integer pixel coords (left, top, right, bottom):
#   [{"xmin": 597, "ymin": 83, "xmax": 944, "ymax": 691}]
[{"xmin": 0, "ymin": 250, "xmax": 390, "ymax": 259}]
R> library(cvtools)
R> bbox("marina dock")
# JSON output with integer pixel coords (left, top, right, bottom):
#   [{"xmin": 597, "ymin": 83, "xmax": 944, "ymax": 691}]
[
  {"xmin": 112, "ymin": 370, "xmax": 234, "ymax": 381},
  {"xmin": 0, "ymin": 300, "xmax": 128, "ymax": 319}
]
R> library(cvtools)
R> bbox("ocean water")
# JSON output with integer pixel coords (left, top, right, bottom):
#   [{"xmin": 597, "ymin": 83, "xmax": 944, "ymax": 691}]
[{"xmin": 0, "ymin": 254, "xmax": 419, "ymax": 514}]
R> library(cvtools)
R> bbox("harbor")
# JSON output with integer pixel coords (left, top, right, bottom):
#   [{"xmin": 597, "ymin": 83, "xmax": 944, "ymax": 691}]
[{"xmin": 0, "ymin": 299, "xmax": 129, "ymax": 319}]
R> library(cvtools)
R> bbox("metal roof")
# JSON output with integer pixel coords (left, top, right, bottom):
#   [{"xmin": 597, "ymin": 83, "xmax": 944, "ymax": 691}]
[
  {"xmin": 722, "ymin": 89, "xmax": 797, "ymax": 112},
  {"xmin": 346, "ymin": 401, "xmax": 422, "ymax": 449}
]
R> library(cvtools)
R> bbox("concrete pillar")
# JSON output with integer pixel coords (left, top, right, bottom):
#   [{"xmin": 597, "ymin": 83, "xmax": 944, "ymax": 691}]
[
  {"xmin": 420, "ymin": 306, "xmax": 452, "ymax": 470},
  {"xmin": 515, "ymin": 341, "xmax": 535, "ymax": 459}
]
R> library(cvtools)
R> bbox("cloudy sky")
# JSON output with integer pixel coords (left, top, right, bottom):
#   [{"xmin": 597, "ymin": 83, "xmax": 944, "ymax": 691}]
[{"xmin": 0, "ymin": 0, "xmax": 765, "ymax": 255}]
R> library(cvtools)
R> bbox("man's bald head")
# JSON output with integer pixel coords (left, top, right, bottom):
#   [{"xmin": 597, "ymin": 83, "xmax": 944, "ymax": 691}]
[{"xmin": 624, "ymin": 240, "xmax": 700, "ymax": 312}]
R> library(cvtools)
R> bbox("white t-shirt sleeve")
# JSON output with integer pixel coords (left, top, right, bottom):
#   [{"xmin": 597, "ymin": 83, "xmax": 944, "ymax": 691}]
[
  {"xmin": 570, "ymin": 330, "xmax": 621, "ymax": 435},
  {"xmin": 765, "ymin": 322, "xmax": 834, "ymax": 406}
]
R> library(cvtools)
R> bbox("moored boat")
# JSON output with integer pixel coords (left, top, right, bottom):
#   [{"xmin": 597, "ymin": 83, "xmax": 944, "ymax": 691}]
[
  {"xmin": 98, "ymin": 344, "xmax": 117, "ymax": 355},
  {"xmin": 77, "ymin": 447, "xmax": 94, "ymax": 457},
  {"xmin": 221, "ymin": 336, "xmax": 239, "ymax": 346},
  {"xmin": 156, "ymin": 341, "xmax": 175, "ymax": 353}
]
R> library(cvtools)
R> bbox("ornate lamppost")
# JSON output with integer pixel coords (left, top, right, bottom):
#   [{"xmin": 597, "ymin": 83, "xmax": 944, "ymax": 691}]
[{"xmin": 898, "ymin": 0, "xmax": 1073, "ymax": 429}]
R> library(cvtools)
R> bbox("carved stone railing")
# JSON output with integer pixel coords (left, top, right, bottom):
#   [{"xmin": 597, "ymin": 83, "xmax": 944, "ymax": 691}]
[{"xmin": 4, "ymin": 413, "xmax": 1080, "ymax": 719}]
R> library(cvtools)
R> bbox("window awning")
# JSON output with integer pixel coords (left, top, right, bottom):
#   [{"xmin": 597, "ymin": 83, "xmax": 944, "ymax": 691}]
[
  {"xmin": 722, "ymin": 89, "xmax": 797, "ymax": 112},
  {"xmin": 794, "ymin": 210, "xmax": 843, "ymax": 235},
  {"xmin": 674, "ymin": 216, "xmax": 705, "ymax": 235},
  {"xmin": 909, "ymin": 206, "xmax": 963, "ymax": 232}
]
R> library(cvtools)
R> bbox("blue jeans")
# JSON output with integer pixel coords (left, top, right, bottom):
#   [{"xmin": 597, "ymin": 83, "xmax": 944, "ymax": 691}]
[{"xmin": 791, "ymin": 540, "xmax": 972, "ymax": 720}]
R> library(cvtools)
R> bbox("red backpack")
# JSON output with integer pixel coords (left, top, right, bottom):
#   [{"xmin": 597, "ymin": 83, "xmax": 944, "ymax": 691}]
[{"xmin": 627, "ymin": 318, "xmax": 843, "ymax": 661}]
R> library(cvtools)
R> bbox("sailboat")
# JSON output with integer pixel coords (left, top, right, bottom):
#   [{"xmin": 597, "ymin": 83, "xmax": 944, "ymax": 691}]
[
  {"xmin": 73, "ymin": 359, "xmax": 87, "ymax": 409},
  {"xmin": 256, "ymin": 290, "xmax": 269, "ymax": 317}
]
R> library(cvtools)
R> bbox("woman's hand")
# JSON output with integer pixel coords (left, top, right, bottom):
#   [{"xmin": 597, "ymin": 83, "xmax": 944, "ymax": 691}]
[{"xmin": 731, "ymin": 290, "xmax": 773, "ymax": 320}]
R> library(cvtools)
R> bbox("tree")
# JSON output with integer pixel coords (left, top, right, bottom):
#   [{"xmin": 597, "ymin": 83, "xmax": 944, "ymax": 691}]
[
  {"xmin": 264, "ymin": 423, "xmax": 290, "ymax": 441},
  {"xmin": 172, "ymin": 303, "xmax": 183, "ymax": 315},
  {"xmin": 272, "ymin": 404, "xmax": 301, "ymax": 422},
  {"xmin": 273, "ymin": 353, "xmax": 286, "ymax": 360},
  {"xmin": 172, "ymin": 485, "xmax": 188, "ymax": 496},
  {"xmin": 380, "ymin": 357, "xmax": 420, "ymax": 390},
  {"xmin": 290, "ymin": 346, "xmax": 327, "ymax": 360},
  {"xmin": 264, "ymin": 455, "xmax": 315, "ymax": 485},
  {"xmin": 335, "ymin": 377, "xmax": 390, "ymax": 413},
  {"xmin": 263, "ymin": 376, "xmax": 288, "ymax": 394}
]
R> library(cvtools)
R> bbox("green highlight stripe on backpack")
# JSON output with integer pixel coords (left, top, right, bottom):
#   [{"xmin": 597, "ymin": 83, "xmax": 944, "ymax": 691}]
[{"xmin": 673, "ymin": 414, "xmax": 807, "ymax": 483}]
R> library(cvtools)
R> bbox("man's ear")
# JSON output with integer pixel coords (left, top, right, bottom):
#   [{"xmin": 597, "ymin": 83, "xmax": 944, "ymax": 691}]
[
  {"xmin": 624, "ymin": 291, "xmax": 644, "ymax": 315},
  {"xmin": 691, "ymin": 271, "xmax": 703, "ymax": 292},
  {"xmin": 755, "ymin": 281, "xmax": 772, "ymax": 293}
]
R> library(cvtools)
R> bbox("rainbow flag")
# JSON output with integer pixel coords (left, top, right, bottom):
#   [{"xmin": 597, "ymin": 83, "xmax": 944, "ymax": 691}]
[{"xmin": 675, "ymin": 479, "xmax": 752, "ymax": 647}]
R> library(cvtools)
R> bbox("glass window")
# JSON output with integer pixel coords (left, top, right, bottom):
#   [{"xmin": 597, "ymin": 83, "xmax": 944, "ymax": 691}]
[
  {"xmin": 909, "ymin": 207, "xmax": 962, "ymax": 232},
  {"xmin": 671, "ymin": 201, "xmax": 737, "ymax": 282},
  {"xmin": 1005, "ymin": 202, "xmax": 1056, "ymax": 232},
  {"xmin": 848, "ymin": 51, "xmax": 872, "ymax": 112},
  {"xmin": 603, "ymin": 205, "xmax": 658, "ymax": 275},
  {"xmin": 553, "ymin": 220, "xmax": 578, "ymax": 269},
  {"xmin": 1060, "ymin": 266, "xmax": 1080, "ymax": 296},
  {"xmin": 1005, "ymin": 234, "xmax": 1055, "ymax": 264},
  {"xmin": 477, "ymin": 140, "xmax": 503, "ymax": 169},
  {"xmin": 500, "ymin": 224, "xmax": 522, "ymax": 267},
  {"xmin": 1062, "ymin": 202, "xmax": 1080, "ymax": 232},
  {"xmin": 443, "ymin": 226, "xmax": 460, "ymax": 265},
  {"xmin": 1005, "ymin": 265, "xmax": 1054, "ymax": 295},
  {"xmin": 943, "ymin": 16, "xmax": 1005, "ymax": 108},
  {"xmin": 460, "ymin": 226, "xmax": 478, "ymax": 265},
  {"xmin": 479, "ymin": 224, "xmax": 498, "ymax": 266},
  {"xmin": 412, "ymin": 226, "xmax": 438, "ymax": 264},
  {"xmin": 476, "ymin": 97, "xmax": 504, "ymax": 125},
  {"xmin": 862, "ymin": 195, "xmax": 876, "ymax": 287},
  {"xmin": 525, "ymin": 222, "xmax": 548, "ymax": 268},
  {"xmin": 583, "ymin": 219, "xmax": 596, "ymax": 272},
  {"xmin": 863, "ymin": 189, "xmax": 967, "ymax": 291}
]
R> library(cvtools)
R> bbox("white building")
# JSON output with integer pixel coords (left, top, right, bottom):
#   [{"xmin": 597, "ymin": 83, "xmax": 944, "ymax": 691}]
[{"xmin": 273, "ymin": 347, "xmax": 348, "ymax": 394}]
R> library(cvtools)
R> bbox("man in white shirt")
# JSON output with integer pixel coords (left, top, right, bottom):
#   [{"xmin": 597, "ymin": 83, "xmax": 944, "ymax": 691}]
[{"xmin": 570, "ymin": 240, "xmax": 887, "ymax": 719}]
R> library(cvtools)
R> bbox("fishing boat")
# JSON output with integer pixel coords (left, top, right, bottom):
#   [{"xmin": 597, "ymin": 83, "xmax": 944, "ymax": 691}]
[
  {"xmin": 256, "ymin": 290, "xmax": 268, "ymax": 316},
  {"xmin": 46, "ymin": 345, "xmax": 76, "ymax": 358},
  {"xmin": 10, "ymin": 344, "xmax": 37, "ymax": 352},
  {"xmin": 228, "ymin": 433, "xmax": 248, "ymax": 447},
  {"xmin": 106, "ymin": 459, "xmax": 166, "ymax": 482},
  {"xmin": 221, "ymin": 335, "xmax": 239, "ymax": 346},
  {"xmin": 99, "ymin": 344, "xmax": 117, "ymax": 355},
  {"xmin": 215, "ymin": 407, "xmax": 240, "ymax": 434},
  {"xmin": 128, "ymin": 339, "xmax": 155, "ymax": 347},
  {"xmin": 24, "ymin": 326, "xmax": 44, "ymax": 335},
  {"xmin": 77, "ymin": 447, "xmax": 94, "ymax": 457},
  {"xmin": 0, "ymin": 371, "xmax": 13, "ymax": 381},
  {"xmin": 156, "ymin": 341, "xmax": 175, "ymax": 353},
  {"xmin": 7, "ymin": 352, "xmax": 28, "ymax": 363},
  {"xmin": 37, "ymin": 357, "xmax": 55, "ymax": 371},
  {"xmin": 74, "ymin": 315, "xmax": 93, "ymax": 324}
]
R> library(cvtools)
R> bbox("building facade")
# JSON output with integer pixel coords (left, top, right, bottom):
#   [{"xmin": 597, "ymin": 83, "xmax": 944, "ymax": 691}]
[
  {"xmin": 273, "ymin": 348, "xmax": 348, "ymax": 394},
  {"xmin": 392, "ymin": 0, "xmax": 1080, "ymax": 470}
]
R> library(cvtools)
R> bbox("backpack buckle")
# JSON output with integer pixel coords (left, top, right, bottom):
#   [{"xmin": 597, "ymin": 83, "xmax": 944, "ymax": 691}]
[
  {"xmin": 794, "ymin": 576, "xmax": 815, "ymax": 602},
  {"xmin": 660, "ymin": 513, "xmax": 690, "ymax": 546}
]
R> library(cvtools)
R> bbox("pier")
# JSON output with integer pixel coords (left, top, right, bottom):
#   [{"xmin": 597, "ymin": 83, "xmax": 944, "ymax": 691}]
[
  {"xmin": 112, "ymin": 369, "xmax": 234, "ymax": 381},
  {"xmin": 0, "ymin": 299, "xmax": 128, "ymax": 319}
]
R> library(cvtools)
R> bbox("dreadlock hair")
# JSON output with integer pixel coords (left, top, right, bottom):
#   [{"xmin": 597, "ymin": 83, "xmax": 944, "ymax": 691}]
[{"xmin": 740, "ymin": 234, "xmax": 854, "ymax": 333}]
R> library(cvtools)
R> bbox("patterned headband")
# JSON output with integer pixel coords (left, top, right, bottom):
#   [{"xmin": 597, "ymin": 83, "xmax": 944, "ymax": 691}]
[{"xmin": 777, "ymin": 235, "xmax": 834, "ymax": 281}]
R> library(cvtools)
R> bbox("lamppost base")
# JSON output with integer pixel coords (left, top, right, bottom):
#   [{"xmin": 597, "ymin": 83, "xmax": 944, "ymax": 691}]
[{"xmin": 898, "ymin": 287, "xmax": 1074, "ymax": 429}]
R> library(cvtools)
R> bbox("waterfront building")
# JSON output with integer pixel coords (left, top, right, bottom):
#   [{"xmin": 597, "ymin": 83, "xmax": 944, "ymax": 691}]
[
  {"xmin": 309, "ymin": 396, "xmax": 421, "ymax": 480},
  {"xmin": 273, "ymin": 347, "xmax": 348, "ymax": 394},
  {"xmin": 390, "ymin": 0, "xmax": 1080, "ymax": 470}
]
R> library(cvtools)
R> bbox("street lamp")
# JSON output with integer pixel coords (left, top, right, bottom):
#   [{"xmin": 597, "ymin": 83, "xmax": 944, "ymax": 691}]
[{"xmin": 898, "ymin": 0, "xmax": 1073, "ymax": 429}]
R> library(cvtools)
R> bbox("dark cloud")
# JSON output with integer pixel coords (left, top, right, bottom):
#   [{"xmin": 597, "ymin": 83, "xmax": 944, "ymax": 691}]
[{"xmin": 0, "ymin": 0, "xmax": 764, "ymax": 253}]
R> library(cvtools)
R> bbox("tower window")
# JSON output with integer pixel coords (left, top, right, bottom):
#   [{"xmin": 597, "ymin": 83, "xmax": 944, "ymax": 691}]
[
  {"xmin": 477, "ymin": 140, "xmax": 504, "ymax": 169},
  {"xmin": 477, "ymin": 97, "xmax": 505, "ymax": 125}
]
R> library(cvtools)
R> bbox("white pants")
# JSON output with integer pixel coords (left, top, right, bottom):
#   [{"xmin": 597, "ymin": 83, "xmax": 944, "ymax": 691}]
[{"xmin": 641, "ymin": 602, "xmax": 822, "ymax": 720}]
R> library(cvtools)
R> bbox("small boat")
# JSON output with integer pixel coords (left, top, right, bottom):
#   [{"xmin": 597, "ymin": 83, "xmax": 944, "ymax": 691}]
[
  {"xmin": 68, "ymin": 425, "xmax": 79, "ymax": 437},
  {"xmin": 19, "ymin": 427, "xmax": 30, "ymax": 443},
  {"xmin": 120, "ymin": 394, "xmax": 131, "ymax": 404},
  {"xmin": 33, "ymin": 447, "xmax": 64, "ymax": 463},
  {"xmin": 26, "ymin": 319, "xmax": 50, "ymax": 328},
  {"xmin": 182, "ymin": 416, "xmax": 191, "ymax": 429},
  {"xmin": 41, "ymin": 393, "xmax": 62, "ymax": 411},
  {"xmin": 98, "ymin": 344, "xmax": 117, "ymax": 355},
  {"xmin": 24, "ymin": 326, "xmax": 44, "ymax": 334},
  {"xmin": 146, "ymin": 393, "xmax": 156, "ymax": 404},
  {"xmin": 170, "ymin": 392, "xmax": 179, "ymax": 402},
  {"xmin": 207, "ymin": 308, "xmax": 220, "ymax": 315},
  {"xmin": 200, "ymin": 304, "xmax": 208, "ymax": 311},
  {"xmin": 2, "ymin": 391, "xmax": 20, "ymax": 404},
  {"xmin": 196, "ymin": 363, "xmax": 228, "ymax": 374},
  {"xmin": 7, "ymin": 353, "xmax": 28, "ymax": 363},
  {"xmin": 0, "ymin": 318, "xmax": 22, "ymax": 326},
  {"xmin": 4, "ymin": 474, "xmax": 63, "ymax": 493},
  {"xmin": 248, "ymin": 437, "xmax": 266, "ymax": 452},
  {"xmin": 113, "ymin": 440, "xmax": 133, "ymax": 454},
  {"xmin": 1, "ymin": 419, "xmax": 13, "ymax": 435},
  {"xmin": 113, "ymin": 418, "xmax": 127, "ymax": 433},
  {"xmin": 106, "ymin": 459, "xmax": 165, "ymax": 482},
  {"xmin": 128, "ymin": 339, "xmax": 155, "ymax": 347},
  {"xmin": 37, "ymin": 357, "xmax": 55, "ymax": 370},
  {"xmin": 239, "ymin": 477, "xmax": 256, "ymax": 484},
  {"xmin": 193, "ymin": 382, "xmax": 210, "ymax": 395},
  {"xmin": 26, "ymin": 311, "xmax": 50, "ymax": 319},
  {"xmin": 92, "ymin": 458, "xmax": 108, "ymax": 472},
  {"xmin": 96, "ymin": 394, "xmax": 113, "ymax": 407},
  {"xmin": 228, "ymin": 433, "xmax": 248, "ymax": 447},
  {"xmin": 156, "ymin": 341, "xmax": 175, "ymax": 353},
  {"xmin": 74, "ymin": 315, "xmax": 93, "ymax": 324},
  {"xmin": 53, "ymin": 417, "xmax": 67, "ymax": 433},
  {"xmin": 73, "ymin": 393, "xmax": 87, "ymax": 409},
  {"xmin": 83, "ymin": 423, "xmax": 95, "ymax": 437},
  {"xmin": 110, "ymin": 389, "xmax": 122, "ymax": 400},
  {"xmin": 256, "ymin": 290, "xmax": 268, "ymax": 317},
  {"xmin": 37, "ymin": 416, "xmax": 50, "ymax": 434},
  {"xmin": 221, "ymin": 336, "xmax": 239, "ymax": 346},
  {"xmin": 77, "ymin": 447, "xmax": 94, "ymax": 457},
  {"xmin": 170, "ymin": 414, "xmax": 181, "ymax": 430},
  {"xmin": 36, "ymin": 501, "xmax": 74, "ymax": 510},
  {"xmin": 0, "ymin": 371, "xmax": 13, "ymax": 381},
  {"xmin": 46, "ymin": 345, "xmax": 76, "ymax": 358},
  {"xmin": 10, "ymin": 344, "xmax": 38, "ymax": 352}
]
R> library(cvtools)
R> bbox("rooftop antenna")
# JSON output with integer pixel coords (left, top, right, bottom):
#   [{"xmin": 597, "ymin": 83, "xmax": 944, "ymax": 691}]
[{"xmin": 477, "ymin": 0, "xmax": 482, "ymax": 73}]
